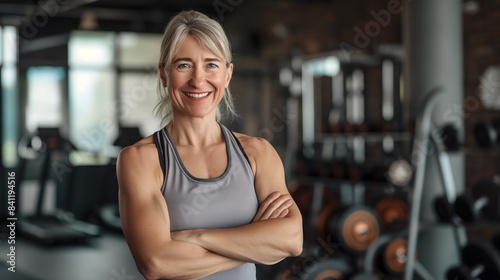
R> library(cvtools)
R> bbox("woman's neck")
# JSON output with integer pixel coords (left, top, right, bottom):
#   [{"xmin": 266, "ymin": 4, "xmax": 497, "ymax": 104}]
[{"xmin": 167, "ymin": 116, "xmax": 222, "ymax": 148}]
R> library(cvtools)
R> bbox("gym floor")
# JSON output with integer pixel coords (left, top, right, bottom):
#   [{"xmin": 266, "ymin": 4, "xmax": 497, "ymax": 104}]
[{"xmin": 0, "ymin": 230, "xmax": 141, "ymax": 280}]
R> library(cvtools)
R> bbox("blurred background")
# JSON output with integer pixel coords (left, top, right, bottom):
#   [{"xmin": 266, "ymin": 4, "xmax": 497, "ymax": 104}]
[{"xmin": 0, "ymin": 0, "xmax": 499, "ymax": 279}]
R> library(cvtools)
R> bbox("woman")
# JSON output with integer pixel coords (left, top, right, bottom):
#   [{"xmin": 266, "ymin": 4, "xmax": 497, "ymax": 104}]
[{"xmin": 117, "ymin": 10, "xmax": 303, "ymax": 280}]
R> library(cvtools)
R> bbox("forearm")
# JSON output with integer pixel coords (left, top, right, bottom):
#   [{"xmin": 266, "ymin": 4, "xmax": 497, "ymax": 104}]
[
  {"xmin": 139, "ymin": 239, "xmax": 244, "ymax": 280},
  {"xmin": 176, "ymin": 215, "xmax": 303, "ymax": 265}
]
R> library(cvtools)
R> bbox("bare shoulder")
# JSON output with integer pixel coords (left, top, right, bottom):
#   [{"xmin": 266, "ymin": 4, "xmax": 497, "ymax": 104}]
[
  {"xmin": 117, "ymin": 135, "xmax": 163, "ymax": 189},
  {"xmin": 232, "ymin": 132, "xmax": 281, "ymax": 170},
  {"xmin": 233, "ymin": 132, "xmax": 275, "ymax": 154},
  {"xmin": 118, "ymin": 135, "xmax": 157, "ymax": 164}
]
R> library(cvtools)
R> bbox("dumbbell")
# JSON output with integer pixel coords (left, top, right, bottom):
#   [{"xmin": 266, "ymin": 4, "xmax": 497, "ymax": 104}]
[
  {"xmin": 440, "ymin": 123, "xmax": 461, "ymax": 152},
  {"xmin": 492, "ymin": 232, "xmax": 500, "ymax": 252},
  {"xmin": 433, "ymin": 196, "xmax": 456, "ymax": 223},
  {"xmin": 366, "ymin": 158, "xmax": 412, "ymax": 185},
  {"xmin": 278, "ymin": 252, "xmax": 354, "ymax": 280},
  {"xmin": 374, "ymin": 197, "xmax": 408, "ymax": 231},
  {"xmin": 289, "ymin": 181, "xmax": 338, "ymax": 217},
  {"xmin": 446, "ymin": 239, "xmax": 500, "ymax": 280},
  {"xmin": 474, "ymin": 119, "xmax": 500, "ymax": 148},
  {"xmin": 454, "ymin": 180, "xmax": 500, "ymax": 223},
  {"xmin": 375, "ymin": 237, "xmax": 410, "ymax": 276},
  {"xmin": 352, "ymin": 237, "xmax": 414, "ymax": 279},
  {"xmin": 316, "ymin": 204, "xmax": 381, "ymax": 254},
  {"xmin": 386, "ymin": 159, "xmax": 413, "ymax": 187}
]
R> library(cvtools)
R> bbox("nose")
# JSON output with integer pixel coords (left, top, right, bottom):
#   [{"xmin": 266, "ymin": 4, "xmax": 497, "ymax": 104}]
[{"xmin": 188, "ymin": 66, "xmax": 205, "ymax": 88}]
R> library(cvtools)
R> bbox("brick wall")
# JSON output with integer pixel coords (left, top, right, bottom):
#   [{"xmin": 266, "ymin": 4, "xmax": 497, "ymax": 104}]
[
  {"xmin": 463, "ymin": 0, "xmax": 500, "ymax": 187},
  {"xmin": 223, "ymin": 0, "xmax": 499, "ymax": 187}
]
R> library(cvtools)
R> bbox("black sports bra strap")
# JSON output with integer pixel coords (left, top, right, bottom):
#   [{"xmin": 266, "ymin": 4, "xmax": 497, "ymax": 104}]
[
  {"xmin": 153, "ymin": 129, "xmax": 166, "ymax": 177},
  {"xmin": 228, "ymin": 130, "xmax": 251, "ymax": 166}
]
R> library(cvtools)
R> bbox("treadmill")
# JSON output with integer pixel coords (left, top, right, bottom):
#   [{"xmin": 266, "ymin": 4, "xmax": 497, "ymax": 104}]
[{"xmin": 17, "ymin": 127, "xmax": 100, "ymax": 245}]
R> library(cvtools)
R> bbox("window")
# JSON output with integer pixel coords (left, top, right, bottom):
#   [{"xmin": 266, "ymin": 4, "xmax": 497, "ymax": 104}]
[
  {"xmin": 68, "ymin": 31, "xmax": 117, "ymax": 153},
  {"xmin": 118, "ymin": 32, "xmax": 162, "ymax": 136},
  {"xmin": 119, "ymin": 72, "xmax": 159, "ymax": 136},
  {"xmin": 2, "ymin": 26, "xmax": 18, "ymax": 167},
  {"xmin": 68, "ymin": 31, "xmax": 162, "ymax": 153},
  {"xmin": 26, "ymin": 67, "xmax": 65, "ymax": 132},
  {"xmin": 69, "ymin": 69, "xmax": 116, "ymax": 152},
  {"xmin": 118, "ymin": 32, "xmax": 161, "ymax": 68}
]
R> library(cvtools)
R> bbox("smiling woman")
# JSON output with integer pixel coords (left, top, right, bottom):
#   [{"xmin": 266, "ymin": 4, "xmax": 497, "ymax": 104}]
[
  {"xmin": 161, "ymin": 35, "xmax": 233, "ymax": 121},
  {"xmin": 116, "ymin": 10, "xmax": 303, "ymax": 280},
  {"xmin": 154, "ymin": 10, "xmax": 237, "ymax": 125}
]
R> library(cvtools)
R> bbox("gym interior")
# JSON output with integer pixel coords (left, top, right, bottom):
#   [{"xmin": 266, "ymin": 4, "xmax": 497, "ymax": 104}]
[{"xmin": 0, "ymin": 0, "xmax": 499, "ymax": 279}]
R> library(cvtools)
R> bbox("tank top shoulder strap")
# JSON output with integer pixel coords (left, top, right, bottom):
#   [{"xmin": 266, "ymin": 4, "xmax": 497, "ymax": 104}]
[
  {"xmin": 224, "ymin": 128, "xmax": 251, "ymax": 166},
  {"xmin": 153, "ymin": 128, "xmax": 167, "ymax": 177}
]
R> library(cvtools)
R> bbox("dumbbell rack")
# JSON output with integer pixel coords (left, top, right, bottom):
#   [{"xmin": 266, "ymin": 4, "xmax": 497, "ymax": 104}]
[
  {"xmin": 404, "ymin": 88, "xmax": 468, "ymax": 280},
  {"xmin": 283, "ymin": 51, "xmax": 419, "ymax": 279}
]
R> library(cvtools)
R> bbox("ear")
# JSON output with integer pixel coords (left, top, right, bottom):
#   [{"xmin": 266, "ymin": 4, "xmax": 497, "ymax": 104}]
[
  {"xmin": 158, "ymin": 63, "xmax": 168, "ymax": 87},
  {"xmin": 225, "ymin": 63, "xmax": 233, "ymax": 88}
]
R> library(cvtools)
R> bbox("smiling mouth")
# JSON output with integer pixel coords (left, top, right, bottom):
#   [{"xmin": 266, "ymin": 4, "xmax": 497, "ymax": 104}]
[{"xmin": 184, "ymin": 92, "xmax": 211, "ymax": 99}]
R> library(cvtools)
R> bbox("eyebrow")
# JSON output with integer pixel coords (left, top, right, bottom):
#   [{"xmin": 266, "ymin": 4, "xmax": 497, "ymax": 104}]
[{"xmin": 172, "ymin": 57, "xmax": 222, "ymax": 64}]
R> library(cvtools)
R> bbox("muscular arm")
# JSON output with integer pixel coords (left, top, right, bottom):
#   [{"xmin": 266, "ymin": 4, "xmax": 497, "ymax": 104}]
[
  {"xmin": 172, "ymin": 137, "xmax": 303, "ymax": 265},
  {"xmin": 117, "ymin": 143, "xmax": 244, "ymax": 280}
]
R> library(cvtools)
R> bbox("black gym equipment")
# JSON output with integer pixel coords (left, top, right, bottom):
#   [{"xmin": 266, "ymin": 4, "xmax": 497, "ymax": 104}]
[
  {"xmin": 492, "ymin": 232, "xmax": 500, "ymax": 252},
  {"xmin": 279, "ymin": 251, "xmax": 354, "ymax": 280},
  {"xmin": 440, "ymin": 124, "xmax": 461, "ymax": 152},
  {"xmin": 316, "ymin": 204, "xmax": 381, "ymax": 254},
  {"xmin": 98, "ymin": 204, "xmax": 121, "ymax": 232},
  {"xmin": 92, "ymin": 126, "xmax": 142, "ymax": 233},
  {"xmin": 446, "ymin": 239, "xmax": 500, "ymax": 280},
  {"xmin": 113, "ymin": 126, "xmax": 143, "ymax": 148},
  {"xmin": 454, "ymin": 179, "xmax": 500, "ymax": 223},
  {"xmin": 433, "ymin": 196, "xmax": 456, "ymax": 223},
  {"xmin": 299, "ymin": 258, "xmax": 353, "ymax": 280},
  {"xmin": 17, "ymin": 127, "xmax": 100, "ymax": 245},
  {"xmin": 473, "ymin": 119, "xmax": 500, "ymax": 149}
]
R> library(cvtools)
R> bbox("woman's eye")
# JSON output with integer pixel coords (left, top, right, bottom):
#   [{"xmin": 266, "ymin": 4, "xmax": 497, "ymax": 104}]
[
  {"xmin": 177, "ymin": 63, "xmax": 190, "ymax": 69},
  {"xmin": 207, "ymin": 63, "xmax": 218, "ymax": 69}
]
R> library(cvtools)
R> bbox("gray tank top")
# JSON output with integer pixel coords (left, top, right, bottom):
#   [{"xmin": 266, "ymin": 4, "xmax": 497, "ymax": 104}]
[{"xmin": 153, "ymin": 124, "xmax": 259, "ymax": 280}]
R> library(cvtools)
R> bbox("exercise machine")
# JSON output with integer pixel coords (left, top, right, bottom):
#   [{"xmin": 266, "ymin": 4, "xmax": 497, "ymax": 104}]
[{"xmin": 17, "ymin": 127, "xmax": 100, "ymax": 245}]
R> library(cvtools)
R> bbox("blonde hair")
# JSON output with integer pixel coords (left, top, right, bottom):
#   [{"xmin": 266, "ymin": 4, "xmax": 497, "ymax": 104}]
[{"xmin": 155, "ymin": 10, "xmax": 237, "ymax": 124}]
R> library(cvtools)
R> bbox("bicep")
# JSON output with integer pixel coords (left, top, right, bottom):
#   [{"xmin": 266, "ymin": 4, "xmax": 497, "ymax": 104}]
[
  {"xmin": 117, "ymin": 148, "xmax": 171, "ymax": 263},
  {"xmin": 252, "ymin": 140, "xmax": 301, "ymax": 217}
]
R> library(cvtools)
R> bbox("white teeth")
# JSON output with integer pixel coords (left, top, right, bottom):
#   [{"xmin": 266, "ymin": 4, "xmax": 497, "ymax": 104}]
[{"xmin": 185, "ymin": 92, "xmax": 209, "ymax": 98}]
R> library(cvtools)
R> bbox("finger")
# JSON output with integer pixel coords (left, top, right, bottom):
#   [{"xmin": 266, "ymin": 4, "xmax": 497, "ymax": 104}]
[
  {"xmin": 268, "ymin": 198, "xmax": 293, "ymax": 219},
  {"xmin": 260, "ymin": 194, "xmax": 292, "ymax": 220},
  {"xmin": 252, "ymin": 192, "xmax": 280, "ymax": 222},
  {"xmin": 278, "ymin": 208, "xmax": 289, "ymax": 218},
  {"xmin": 252, "ymin": 192, "xmax": 281, "ymax": 222}
]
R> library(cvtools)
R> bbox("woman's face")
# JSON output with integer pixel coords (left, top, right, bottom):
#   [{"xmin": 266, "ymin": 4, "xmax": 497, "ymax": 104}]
[{"xmin": 166, "ymin": 35, "xmax": 233, "ymax": 120}]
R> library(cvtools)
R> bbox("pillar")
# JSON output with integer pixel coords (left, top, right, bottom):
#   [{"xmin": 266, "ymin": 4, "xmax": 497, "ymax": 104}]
[{"xmin": 404, "ymin": 0, "xmax": 465, "ymax": 278}]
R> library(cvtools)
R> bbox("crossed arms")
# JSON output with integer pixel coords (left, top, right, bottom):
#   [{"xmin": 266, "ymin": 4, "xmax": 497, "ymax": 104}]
[{"xmin": 117, "ymin": 136, "xmax": 303, "ymax": 280}]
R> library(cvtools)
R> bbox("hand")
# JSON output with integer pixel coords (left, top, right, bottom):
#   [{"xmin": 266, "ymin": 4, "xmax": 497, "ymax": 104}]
[{"xmin": 252, "ymin": 191, "xmax": 294, "ymax": 223}]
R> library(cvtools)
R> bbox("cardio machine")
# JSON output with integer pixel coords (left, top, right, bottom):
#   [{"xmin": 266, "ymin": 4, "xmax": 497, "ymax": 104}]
[{"xmin": 17, "ymin": 127, "xmax": 100, "ymax": 245}]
